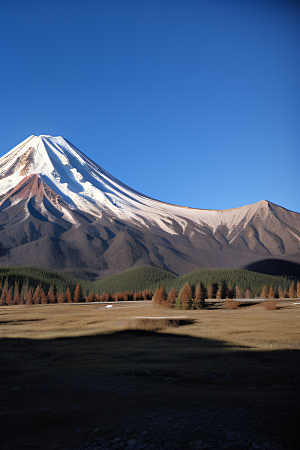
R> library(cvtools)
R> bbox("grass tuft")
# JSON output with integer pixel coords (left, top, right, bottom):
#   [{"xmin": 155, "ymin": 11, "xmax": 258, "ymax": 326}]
[{"xmin": 119, "ymin": 316, "xmax": 195, "ymax": 331}]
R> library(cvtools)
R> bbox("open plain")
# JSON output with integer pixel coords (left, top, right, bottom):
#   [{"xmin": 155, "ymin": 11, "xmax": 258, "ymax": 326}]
[{"xmin": 1, "ymin": 300, "xmax": 300, "ymax": 450}]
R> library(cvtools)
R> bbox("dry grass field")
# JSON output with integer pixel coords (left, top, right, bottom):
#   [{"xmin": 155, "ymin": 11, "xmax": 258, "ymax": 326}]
[{"xmin": 1, "ymin": 300, "xmax": 300, "ymax": 450}]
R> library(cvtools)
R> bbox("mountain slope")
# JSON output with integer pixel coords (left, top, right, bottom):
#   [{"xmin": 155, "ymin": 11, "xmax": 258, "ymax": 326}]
[{"xmin": 0, "ymin": 135, "xmax": 299, "ymax": 275}]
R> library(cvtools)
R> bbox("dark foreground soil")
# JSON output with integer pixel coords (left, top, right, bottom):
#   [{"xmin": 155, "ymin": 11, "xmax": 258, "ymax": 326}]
[{"xmin": 1, "ymin": 331, "xmax": 300, "ymax": 450}]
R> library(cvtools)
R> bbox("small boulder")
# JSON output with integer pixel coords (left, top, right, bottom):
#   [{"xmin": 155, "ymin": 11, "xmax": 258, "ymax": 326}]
[{"xmin": 126, "ymin": 439, "xmax": 137, "ymax": 448}]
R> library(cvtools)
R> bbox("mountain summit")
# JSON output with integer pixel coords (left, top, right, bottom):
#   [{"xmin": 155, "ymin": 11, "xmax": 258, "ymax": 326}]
[{"xmin": 0, "ymin": 135, "xmax": 299, "ymax": 275}]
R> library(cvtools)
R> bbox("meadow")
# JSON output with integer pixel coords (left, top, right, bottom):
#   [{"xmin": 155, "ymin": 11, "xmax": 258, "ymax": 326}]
[{"xmin": 1, "ymin": 299, "xmax": 300, "ymax": 450}]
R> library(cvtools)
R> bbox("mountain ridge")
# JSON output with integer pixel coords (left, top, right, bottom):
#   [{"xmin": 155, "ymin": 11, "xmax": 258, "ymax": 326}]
[{"xmin": 0, "ymin": 135, "xmax": 299, "ymax": 275}]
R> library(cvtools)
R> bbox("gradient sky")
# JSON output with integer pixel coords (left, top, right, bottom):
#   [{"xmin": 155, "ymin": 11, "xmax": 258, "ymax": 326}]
[{"xmin": 1, "ymin": 0, "xmax": 299, "ymax": 212}]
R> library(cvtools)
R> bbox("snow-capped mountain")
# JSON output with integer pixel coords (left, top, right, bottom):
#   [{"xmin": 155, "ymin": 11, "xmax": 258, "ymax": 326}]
[{"xmin": 0, "ymin": 135, "xmax": 299, "ymax": 276}]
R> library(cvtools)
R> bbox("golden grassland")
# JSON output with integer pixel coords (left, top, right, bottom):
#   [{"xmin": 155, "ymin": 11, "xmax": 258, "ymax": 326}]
[
  {"xmin": 1, "ymin": 299, "xmax": 300, "ymax": 450},
  {"xmin": 1, "ymin": 299, "xmax": 299, "ymax": 345},
  {"xmin": 1, "ymin": 299, "xmax": 299, "ymax": 388}
]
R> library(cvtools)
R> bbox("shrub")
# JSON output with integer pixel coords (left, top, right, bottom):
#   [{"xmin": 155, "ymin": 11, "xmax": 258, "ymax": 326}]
[
  {"xmin": 264, "ymin": 301, "xmax": 277, "ymax": 310},
  {"xmin": 223, "ymin": 300, "xmax": 242, "ymax": 309}
]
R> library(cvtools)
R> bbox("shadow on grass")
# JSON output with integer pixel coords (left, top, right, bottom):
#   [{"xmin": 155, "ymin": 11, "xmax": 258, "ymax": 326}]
[{"xmin": 1, "ymin": 330, "xmax": 300, "ymax": 450}]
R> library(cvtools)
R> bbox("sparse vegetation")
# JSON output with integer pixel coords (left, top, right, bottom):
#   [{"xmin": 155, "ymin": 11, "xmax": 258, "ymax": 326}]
[{"xmin": 120, "ymin": 317, "xmax": 195, "ymax": 331}]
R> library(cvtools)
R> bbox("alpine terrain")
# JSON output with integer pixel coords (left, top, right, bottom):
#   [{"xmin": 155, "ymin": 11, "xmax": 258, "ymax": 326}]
[{"xmin": 0, "ymin": 135, "xmax": 299, "ymax": 276}]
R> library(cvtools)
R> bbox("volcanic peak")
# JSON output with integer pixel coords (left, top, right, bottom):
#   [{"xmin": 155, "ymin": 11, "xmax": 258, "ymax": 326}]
[
  {"xmin": 0, "ymin": 135, "xmax": 299, "ymax": 239},
  {"xmin": 0, "ymin": 135, "xmax": 299, "ymax": 273}
]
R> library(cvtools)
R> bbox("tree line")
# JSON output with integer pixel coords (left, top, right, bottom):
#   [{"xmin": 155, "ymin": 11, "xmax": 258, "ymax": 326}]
[
  {"xmin": 0, "ymin": 280, "xmax": 152, "ymax": 306},
  {"xmin": 152, "ymin": 280, "xmax": 300, "ymax": 310},
  {"xmin": 0, "ymin": 278, "xmax": 299, "ymax": 307},
  {"xmin": 1, "ymin": 265, "xmax": 299, "ymax": 305}
]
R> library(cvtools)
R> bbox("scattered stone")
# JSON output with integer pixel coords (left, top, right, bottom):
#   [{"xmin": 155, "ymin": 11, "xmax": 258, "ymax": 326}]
[{"xmin": 126, "ymin": 439, "xmax": 137, "ymax": 447}]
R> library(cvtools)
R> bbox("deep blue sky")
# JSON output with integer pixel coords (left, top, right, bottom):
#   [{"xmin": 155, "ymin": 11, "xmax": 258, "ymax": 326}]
[{"xmin": 1, "ymin": 0, "xmax": 299, "ymax": 212}]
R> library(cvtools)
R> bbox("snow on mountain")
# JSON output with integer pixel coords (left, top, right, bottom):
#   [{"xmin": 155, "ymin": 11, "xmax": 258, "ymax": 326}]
[
  {"xmin": 0, "ymin": 135, "xmax": 299, "ymax": 274},
  {"xmin": 0, "ymin": 134, "xmax": 292, "ymax": 236}
]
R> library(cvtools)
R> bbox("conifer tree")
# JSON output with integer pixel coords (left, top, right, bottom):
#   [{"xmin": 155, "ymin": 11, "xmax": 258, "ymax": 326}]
[
  {"xmin": 13, "ymin": 281, "xmax": 20, "ymax": 305},
  {"xmin": 244, "ymin": 289, "xmax": 251, "ymax": 299},
  {"xmin": 283, "ymin": 288, "xmax": 288, "ymax": 298},
  {"xmin": 33, "ymin": 285, "xmax": 42, "ymax": 304},
  {"xmin": 268, "ymin": 285, "xmax": 275, "ymax": 299},
  {"xmin": 235, "ymin": 285, "xmax": 243, "ymax": 299},
  {"xmin": 74, "ymin": 283, "xmax": 84, "ymax": 303},
  {"xmin": 113, "ymin": 292, "xmax": 120, "ymax": 302},
  {"xmin": 278, "ymin": 285, "xmax": 284, "ymax": 299},
  {"xmin": 288, "ymin": 281, "xmax": 295, "ymax": 299},
  {"xmin": 101, "ymin": 293, "xmax": 109, "ymax": 302},
  {"xmin": 66, "ymin": 287, "xmax": 72, "ymax": 303},
  {"xmin": 166, "ymin": 287, "xmax": 178, "ymax": 308},
  {"xmin": 181, "ymin": 283, "xmax": 193, "ymax": 310},
  {"xmin": 41, "ymin": 289, "xmax": 47, "ymax": 304},
  {"xmin": 26, "ymin": 287, "xmax": 33, "ymax": 305},
  {"xmin": 6, "ymin": 287, "xmax": 13, "ymax": 305},
  {"xmin": 152, "ymin": 288, "xmax": 159, "ymax": 304},
  {"xmin": 297, "ymin": 282, "xmax": 300, "ymax": 299},
  {"xmin": 86, "ymin": 292, "xmax": 95, "ymax": 302},
  {"xmin": 193, "ymin": 283, "xmax": 205, "ymax": 309},
  {"xmin": 152, "ymin": 286, "xmax": 167, "ymax": 306},
  {"xmin": 56, "ymin": 292, "xmax": 65, "ymax": 303},
  {"xmin": 47, "ymin": 285, "xmax": 56, "ymax": 304},
  {"xmin": 207, "ymin": 285, "xmax": 214, "ymax": 299},
  {"xmin": 0, "ymin": 280, "xmax": 8, "ymax": 305},
  {"xmin": 260, "ymin": 285, "xmax": 268, "ymax": 299},
  {"xmin": 20, "ymin": 282, "xmax": 29, "ymax": 305},
  {"xmin": 216, "ymin": 285, "xmax": 222, "ymax": 300}
]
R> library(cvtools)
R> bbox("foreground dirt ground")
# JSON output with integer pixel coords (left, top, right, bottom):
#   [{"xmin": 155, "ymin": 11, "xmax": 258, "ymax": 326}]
[{"xmin": 1, "ymin": 301, "xmax": 300, "ymax": 450}]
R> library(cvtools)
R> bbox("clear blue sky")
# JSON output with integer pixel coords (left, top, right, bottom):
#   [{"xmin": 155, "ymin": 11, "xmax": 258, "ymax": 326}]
[{"xmin": 1, "ymin": 0, "xmax": 299, "ymax": 212}]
